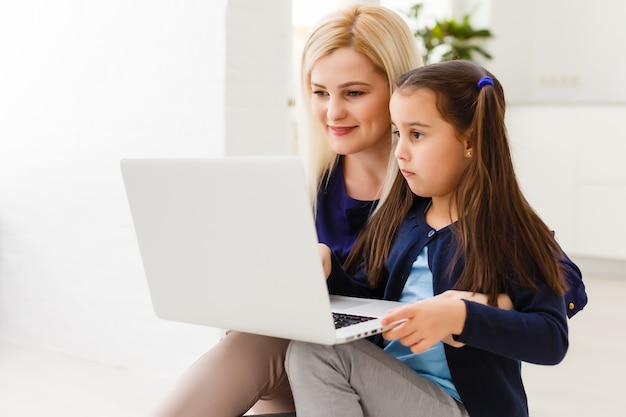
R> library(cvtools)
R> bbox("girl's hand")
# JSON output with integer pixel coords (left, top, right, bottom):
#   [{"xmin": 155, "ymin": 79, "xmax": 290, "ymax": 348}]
[
  {"xmin": 318, "ymin": 243, "xmax": 332, "ymax": 279},
  {"xmin": 381, "ymin": 297, "xmax": 466, "ymax": 354}
]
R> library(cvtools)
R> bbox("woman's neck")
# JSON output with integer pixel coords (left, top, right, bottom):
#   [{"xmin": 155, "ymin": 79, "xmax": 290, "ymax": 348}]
[{"xmin": 342, "ymin": 148, "xmax": 390, "ymax": 201}]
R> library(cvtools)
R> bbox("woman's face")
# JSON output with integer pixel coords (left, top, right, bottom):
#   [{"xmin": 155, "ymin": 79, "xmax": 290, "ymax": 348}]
[{"xmin": 309, "ymin": 47, "xmax": 391, "ymax": 157}]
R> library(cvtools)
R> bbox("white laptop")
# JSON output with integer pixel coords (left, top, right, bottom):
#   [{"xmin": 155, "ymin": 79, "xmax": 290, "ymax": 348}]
[{"xmin": 120, "ymin": 156, "xmax": 405, "ymax": 345}]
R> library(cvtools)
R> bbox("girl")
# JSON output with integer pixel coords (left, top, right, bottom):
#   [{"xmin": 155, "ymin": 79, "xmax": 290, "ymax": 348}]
[
  {"xmin": 153, "ymin": 5, "xmax": 423, "ymax": 417},
  {"xmin": 286, "ymin": 60, "xmax": 570, "ymax": 417}
]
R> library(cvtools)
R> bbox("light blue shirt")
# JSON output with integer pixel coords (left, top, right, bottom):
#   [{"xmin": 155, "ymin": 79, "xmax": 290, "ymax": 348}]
[{"xmin": 383, "ymin": 246, "xmax": 461, "ymax": 402}]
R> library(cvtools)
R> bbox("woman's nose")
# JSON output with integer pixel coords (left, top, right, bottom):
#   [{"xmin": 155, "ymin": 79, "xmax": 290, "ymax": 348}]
[{"xmin": 326, "ymin": 97, "xmax": 346, "ymax": 121}]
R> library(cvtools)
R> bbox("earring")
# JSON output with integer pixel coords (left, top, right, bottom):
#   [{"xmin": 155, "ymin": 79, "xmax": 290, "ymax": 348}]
[{"xmin": 467, "ymin": 151, "xmax": 472, "ymax": 157}]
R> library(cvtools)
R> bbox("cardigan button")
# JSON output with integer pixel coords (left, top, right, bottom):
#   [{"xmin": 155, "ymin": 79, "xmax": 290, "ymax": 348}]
[
  {"xmin": 568, "ymin": 302, "xmax": 575, "ymax": 311},
  {"xmin": 427, "ymin": 230, "xmax": 435, "ymax": 238}
]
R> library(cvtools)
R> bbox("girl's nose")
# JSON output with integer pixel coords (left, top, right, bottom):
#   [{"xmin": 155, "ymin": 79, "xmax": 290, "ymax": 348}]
[{"xmin": 394, "ymin": 136, "xmax": 407, "ymax": 161}]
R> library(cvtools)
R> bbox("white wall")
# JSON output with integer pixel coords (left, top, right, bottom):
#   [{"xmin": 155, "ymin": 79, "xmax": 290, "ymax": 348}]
[
  {"xmin": 0, "ymin": 0, "xmax": 292, "ymax": 375},
  {"xmin": 506, "ymin": 106, "xmax": 626, "ymax": 261},
  {"xmin": 225, "ymin": 1, "xmax": 293, "ymax": 155},
  {"xmin": 489, "ymin": 0, "xmax": 624, "ymax": 105},
  {"xmin": 486, "ymin": 0, "xmax": 626, "ymax": 261}
]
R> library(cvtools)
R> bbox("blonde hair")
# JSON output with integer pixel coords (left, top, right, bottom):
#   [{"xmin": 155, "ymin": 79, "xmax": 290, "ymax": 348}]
[{"xmin": 297, "ymin": 4, "xmax": 423, "ymax": 207}]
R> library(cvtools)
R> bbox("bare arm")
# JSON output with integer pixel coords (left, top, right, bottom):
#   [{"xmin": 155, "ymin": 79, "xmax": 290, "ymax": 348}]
[{"xmin": 318, "ymin": 243, "xmax": 332, "ymax": 279}]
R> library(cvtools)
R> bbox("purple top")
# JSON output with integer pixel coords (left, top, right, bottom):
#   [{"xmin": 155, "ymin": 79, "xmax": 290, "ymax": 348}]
[{"xmin": 315, "ymin": 159, "xmax": 377, "ymax": 264}]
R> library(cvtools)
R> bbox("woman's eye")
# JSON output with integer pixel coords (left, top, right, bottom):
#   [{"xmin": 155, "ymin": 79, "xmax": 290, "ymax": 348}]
[
  {"xmin": 312, "ymin": 90, "xmax": 328, "ymax": 97},
  {"xmin": 347, "ymin": 90, "xmax": 364, "ymax": 97},
  {"xmin": 391, "ymin": 130, "xmax": 400, "ymax": 144}
]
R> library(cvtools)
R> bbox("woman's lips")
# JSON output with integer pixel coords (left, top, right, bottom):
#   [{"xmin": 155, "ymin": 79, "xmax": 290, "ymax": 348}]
[{"xmin": 329, "ymin": 126, "xmax": 356, "ymax": 136}]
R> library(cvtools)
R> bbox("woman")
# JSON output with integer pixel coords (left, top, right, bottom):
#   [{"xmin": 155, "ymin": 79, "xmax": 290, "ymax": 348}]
[{"xmin": 153, "ymin": 5, "xmax": 423, "ymax": 416}]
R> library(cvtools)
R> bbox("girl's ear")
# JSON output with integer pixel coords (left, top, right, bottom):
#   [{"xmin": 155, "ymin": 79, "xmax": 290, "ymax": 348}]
[{"xmin": 462, "ymin": 129, "xmax": 473, "ymax": 158}]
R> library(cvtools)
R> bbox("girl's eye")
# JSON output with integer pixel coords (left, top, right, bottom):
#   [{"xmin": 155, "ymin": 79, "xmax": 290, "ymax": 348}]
[
  {"xmin": 411, "ymin": 131, "xmax": 424, "ymax": 141},
  {"xmin": 347, "ymin": 90, "xmax": 364, "ymax": 97},
  {"xmin": 312, "ymin": 90, "xmax": 328, "ymax": 97}
]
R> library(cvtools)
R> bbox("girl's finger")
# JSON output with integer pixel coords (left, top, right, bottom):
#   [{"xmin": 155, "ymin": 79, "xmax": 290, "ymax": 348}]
[
  {"xmin": 410, "ymin": 337, "xmax": 437, "ymax": 354},
  {"xmin": 399, "ymin": 332, "xmax": 422, "ymax": 347},
  {"xmin": 383, "ymin": 321, "xmax": 417, "ymax": 341},
  {"xmin": 381, "ymin": 305, "xmax": 413, "ymax": 326}
]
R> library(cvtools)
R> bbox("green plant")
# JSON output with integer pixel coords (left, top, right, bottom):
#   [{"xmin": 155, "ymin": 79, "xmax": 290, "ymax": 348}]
[{"xmin": 406, "ymin": 3, "xmax": 493, "ymax": 64}]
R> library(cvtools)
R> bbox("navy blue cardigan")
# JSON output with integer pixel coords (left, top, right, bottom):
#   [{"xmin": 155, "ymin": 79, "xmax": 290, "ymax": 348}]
[{"xmin": 327, "ymin": 197, "xmax": 569, "ymax": 417}]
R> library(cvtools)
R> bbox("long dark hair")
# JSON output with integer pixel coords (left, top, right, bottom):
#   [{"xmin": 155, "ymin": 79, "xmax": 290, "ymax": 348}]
[{"xmin": 344, "ymin": 60, "xmax": 565, "ymax": 304}]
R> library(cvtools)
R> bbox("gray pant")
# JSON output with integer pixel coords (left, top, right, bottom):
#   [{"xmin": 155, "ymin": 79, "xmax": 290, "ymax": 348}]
[{"xmin": 285, "ymin": 339, "xmax": 469, "ymax": 417}]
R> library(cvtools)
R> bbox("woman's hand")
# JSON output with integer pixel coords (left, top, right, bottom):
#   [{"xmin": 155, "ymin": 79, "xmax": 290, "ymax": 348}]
[
  {"xmin": 318, "ymin": 243, "xmax": 332, "ymax": 279},
  {"xmin": 437, "ymin": 290, "xmax": 513, "ymax": 310},
  {"xmin": 431, "ymin": 290, "xmax": 514, "ymax": 348},
  {"xmin": 381, "ymin": 297, "xmax": 466, "ymax": 354}
]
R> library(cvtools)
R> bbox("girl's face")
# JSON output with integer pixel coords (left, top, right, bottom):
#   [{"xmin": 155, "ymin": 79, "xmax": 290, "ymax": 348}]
[
  {"xmin": 390, "ymin": 88, "xmax": 471, "ymax": 201},
  {"xmin": 309, "ymin": 47, "xmax": 391, "ymax": 157}
]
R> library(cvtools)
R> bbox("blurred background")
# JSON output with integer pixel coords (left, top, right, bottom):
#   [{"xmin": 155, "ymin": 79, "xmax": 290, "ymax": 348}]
[{"xmin": 1, "ymin": 0, "xmax": 624, "ymax": 415}]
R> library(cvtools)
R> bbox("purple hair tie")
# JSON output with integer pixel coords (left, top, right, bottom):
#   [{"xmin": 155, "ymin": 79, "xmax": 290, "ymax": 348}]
[{"xmin": 477, "ymin": 76, "xmax": 494, "ymax": 89}]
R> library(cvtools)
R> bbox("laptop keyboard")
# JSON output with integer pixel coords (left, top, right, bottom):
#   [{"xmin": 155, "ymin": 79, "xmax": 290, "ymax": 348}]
[{"xmin": 333, "ymin": 312, "xmax": 377, "ymax": 329}]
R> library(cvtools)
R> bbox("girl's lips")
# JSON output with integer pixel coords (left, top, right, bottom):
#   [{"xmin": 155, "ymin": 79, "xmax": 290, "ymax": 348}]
[
  {"xmin": 400, "ymin": 169, "xmax": 414, "ymax": 177},
  {"xmin": 329, "ymin": 126, "xmax": 356, "ymax": 136}
]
